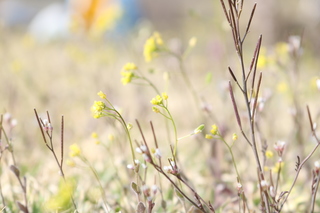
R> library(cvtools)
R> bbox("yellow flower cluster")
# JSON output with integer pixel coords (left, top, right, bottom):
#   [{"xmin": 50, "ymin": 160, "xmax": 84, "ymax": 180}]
[
  {"xmin": 152, "ymin": 106, "xmax": 160, "ymax": 113},
  {"xmin": 144, "ymin": 32, "xmax": 164, "ymax": 62},
  {"xmin": 45, "ymin": 179, "xmax": 75, "ymax": 211},
  {"xmin": 91, "ymin": 101, "xmax": 106, "ymax": 118},
  {"xmin": 210, "ymin": 125, "xmax": 218, "ymax": 135},
  {"xmin": 69, "ymin": 144, "xmax": 81, "ymax": 157},
  {"xmin": 150, "ymin": 93, "xmax": 168, "ymax": 113},
  {"xmin": 205, "ymin": 124, "xmax": 219, "ymax": 139},
  {"xmin": 123, "ymin": 63, "xmax": 138, "ymax": 71},
  {"xmin": 121, "ymin": 63, "xmax": 137, "ymax": 85},
  {"xmin": 150, "ymin": 95, "xmax": 162, "ymax": 105},
  {"xmin": 97, "ymin": 91, "xmax": 106, "ymax": 99}
]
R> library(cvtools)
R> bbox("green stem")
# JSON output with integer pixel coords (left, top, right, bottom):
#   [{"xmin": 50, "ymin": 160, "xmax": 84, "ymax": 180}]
[
  {"xmin": 81, "ymin": 156, "xmax": 110, "ymax": 213},
  {"xmin": 105, "ymin": 99, "xmax": 136, "ymax": 163},
  {"xmin": 163, "ymin": 107, "xmax": 178, "ymax": 157}
]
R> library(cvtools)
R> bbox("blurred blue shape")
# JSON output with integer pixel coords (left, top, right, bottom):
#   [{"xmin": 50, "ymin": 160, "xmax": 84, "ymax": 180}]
[
  {"xmin": 113, "ymin": 0, "xmax": 142, "ymax": 34},
  {"xmin": 26, "ymin": 0, "xmax": 142, "ymax": 41}
]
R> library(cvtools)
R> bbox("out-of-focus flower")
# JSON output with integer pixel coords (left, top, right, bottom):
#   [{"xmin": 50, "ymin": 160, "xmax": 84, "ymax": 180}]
[
  {"xmin": 66, "ymin": 159, "xmax": 76, "ymax": 167},
  {"xmin": 121, "ymin": 63, "xmax": 137, "ymax": 85},
  {"xmin": 45, "ymin": 179, "xmax": 75, "ymax": 211},
  {"xmin": 189, "ymin": 37, "xmax": 197, "ymax": 47},
  {"xmin": 205, "ymin": 134, "xmax": 213, "ymax": 139},
  {"xmin": 154, "ymin": 148, "xmax": 162, "ymax": 158},
  {"xmin": 257, "ymin": 47, "xmax": 268, "ymax": 69},
  {"xmin": 121, "ymin": 70, "xmax": 134, "ymax": 85},
  {"xmin": 277, "ymin": 81, "xmax": 288, "ymax": 94},
  {"xmin": 260, "ymin": 180, "xmax": 268, "ymax": 191},
  {"xmin": 42, "ymin": 119, "xmax": 53, "ymax": 131},
  {"xmin": 275, "ymin": 42, "xmax": 290, "ymax": 64},
  {"xmin": 265, "ymin": 150, "xmax": 274, "ymax": 159},
  {"xmin": 69, "ymin": 144, "xmax": 81, "ymax": 157},
  {"xmin": 97, "ymin": 91, "xmax": 107, "ymax": 99},
  {"xmin": 236, "ymin": 183, "xmax": 243, "ymax": 193},
  {"xmin": 152, "ymin": 106, "xmax": 160, "ymax": 113},
  {"xmin": 161, "ymin": 92, "xmax": 168, "ymax": 100},
  {"xmin": 210, "ymin": 125, "xmax": 218, "ymax": 135},
  {"xmin": 144, "ymin": 32, "xmax": 164, "ymax": 62},
  {"xmin": 91, "ymin": 132, "xmax": 98, "ymax": 138},
  {"xmin": 122, "ymin": 63, "xmax": 138, "ymax": 71},
  {"xmin": 232, "ymin": 133, "xmax": 238, "ymax": 141},
  {"xmin": 127, "ymin": 164, "xmax": 134, "ymax": 170},
  {"xmin": 108, "ymin": 134, "xmax": 114, "ymax": 141},
  {"xmin": 273, "ymin": 161, "xmax": 284, "ymax": 173},
  {"xmin": 274, "ymin": 141, "xmax": 286, "ymax": 156}
]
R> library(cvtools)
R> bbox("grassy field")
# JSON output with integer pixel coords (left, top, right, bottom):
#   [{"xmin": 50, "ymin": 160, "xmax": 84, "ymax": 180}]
[{"xmin": 1, "ymin": 1, "xmax": 320, "ymax": 212}]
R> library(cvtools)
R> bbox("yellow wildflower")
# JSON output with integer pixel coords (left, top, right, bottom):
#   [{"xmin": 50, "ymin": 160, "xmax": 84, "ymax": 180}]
[
  {"xmin": 108, "ymin": 134, "xmax": 114, "ymax": 141},
  {"xmin": 150, "ymin": 95, "xmax": 163, "ymax": 105},
  {"xmin": 210, "ymin": 125, "xmax": 218, "ymax": 135},
  {"xmin": 97, "ymin": 91, "xmax": 106, "ymax": 99},
  {"xmin": 265, "ymin": 150, "xmax": 274, "ymax": 159},
  {"xmin": 122, "ymin": 63, "xmax": 138, "ymax": 71},
  {"xmin": 91, "ymin": 101, "xmax": 106, "ymax": 118},
  {"xmin": 205, "ymin": 134, "xmax": 213, "ymax": 139},
  {"xmin": 144, "ymin": 32, "xmax": 164, "ymax": 62},
  {"xmin": 162, "ymin": 92, "xmax": 168, "ymax": 100},
  {"xmin": 66, "ymin": 159, "xmax": 76, "ymax": 167},
  {"xmin": 121, "ymin": 70, "xmax": 134, "ymax": 85},
  {"xmin": 152, "ymin": 106, "xmax": 160, "ymax": 113},
  {"xmin": 91, "ymin": 132, "xmax": 98, "ymax": 138},
  {"xmin": 69, "ymin": 144, "xmax": 81, "ymax": 157}
]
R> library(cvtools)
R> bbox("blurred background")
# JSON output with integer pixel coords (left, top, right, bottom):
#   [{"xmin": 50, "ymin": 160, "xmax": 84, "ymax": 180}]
[
  {"xmin": 1, "ymin": 0, "xmax": 320, "ymax": 211},
  {"xmin": 1, "ymin": 0, "xmax": 320, "ymax": 173},
  {"xmin": 0, "ymin": 0, "xmax": 320, "ymax": 166}
]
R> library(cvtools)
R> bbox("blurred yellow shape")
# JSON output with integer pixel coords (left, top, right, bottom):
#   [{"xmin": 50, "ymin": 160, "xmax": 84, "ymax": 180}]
[
  {"xmin": 265, "ymin": 150, "xmax": 274, "ymax": 159},
  {"xmin": 277, "ymin": 81, "xmax": 288, "ymax": 93},
  {"xmin": 91, "ymin": 132, "xmax": 98, "ymax": 138},
  {"xmin": 10, "ymin": 60, "xmax": 23, "ymax": 73},
  {"xmin": 273, "ymin": 161, "xmax": 284, "ymax": 173},
  {"xmin": 144, "ymin": 32, "xmax": 164, "ymax": 62},
  {"xmin": 45, "ymin": 179, "xmax": 75, "ymax": 211},
  {"xmin": 69, "ymin": 144, "xmax": 81, "ymax": 157},
  {"xmin": 257, "ymin": 47, "xmax": 267, "ymax": 69}
]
